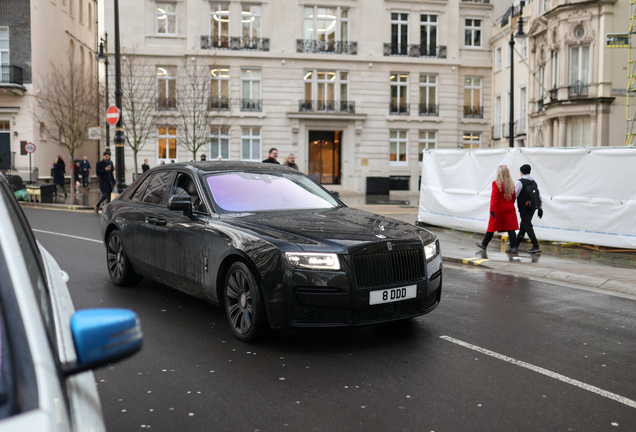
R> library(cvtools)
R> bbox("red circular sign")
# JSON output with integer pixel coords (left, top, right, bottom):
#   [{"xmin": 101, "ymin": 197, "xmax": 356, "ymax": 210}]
[
  {"xmin": 106, "ymin": 105, "xmax": 120, "ymax": 126},
  {"xmin": 24, "ymin": 142, "xmax": 36, "ymax": 153}
]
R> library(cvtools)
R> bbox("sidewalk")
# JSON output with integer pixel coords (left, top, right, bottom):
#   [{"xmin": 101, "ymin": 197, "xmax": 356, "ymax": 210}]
[
  {"xmin": 20, "ymin": 187, "xmax": 103, "ymax": 211},
  {"xmin": 349, "ymin": 203, "xmax": 636, "ymax": 297}
]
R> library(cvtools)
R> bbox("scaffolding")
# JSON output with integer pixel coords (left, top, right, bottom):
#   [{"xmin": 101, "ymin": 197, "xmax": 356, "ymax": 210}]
[{"xmin": 627, "ymin": 1, "xmax": 636, "ymax": 145}]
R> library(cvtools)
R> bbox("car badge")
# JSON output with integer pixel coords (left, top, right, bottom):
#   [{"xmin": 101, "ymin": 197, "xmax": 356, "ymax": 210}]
[
  {"xmin": 387, "ymin": 242, "xmax": 393, "ymax": 251},
  {"xmin": 380, "ymin": 225, "xmax": 385, "ymax": 231},
  {"xmin": 376, "ymin": 234, "xmax": 386, "ymax": 239}
]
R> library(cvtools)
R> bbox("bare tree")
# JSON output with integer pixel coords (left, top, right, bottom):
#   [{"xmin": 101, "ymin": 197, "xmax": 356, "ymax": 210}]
[
  {"xmin": 34, "ymin": 48, "xmax": 98, "ymax": 201},
  {"xmin": 120, "ymin": 49, "xmax": 158, "ymax": 176},
  {"xmin": 176, "ymin": 55, "xmax": 230, "ymax": 161}
]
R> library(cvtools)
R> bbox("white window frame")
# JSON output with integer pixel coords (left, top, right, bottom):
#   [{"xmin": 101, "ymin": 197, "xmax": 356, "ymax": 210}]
[
  {"xmin": 390, "ymin": 11, "xmax": 410, "ymax": 52},
  {"xmin": 506, "ymin": 42, "xmax": 511, "ymax": 67},
  {"xmin": 210, "ymin": 67, "xmax": 230, "ymax": 106},
  {"xmin": 519, "ymin": 37, "xmax": 528, "ymax": 60},
  {"xmin": 210, "ymin": 3, "xmax": 230, "ymax": 42},
  {"xmin": 464, "ymin": 76, "xmax": 483, "ymax": 111},
  {"xmin": 390, "ymin": 72, "xmax": 409, "ymax": 114},
  {"xmin": 465, "ymin": 18, "xmax": 482, "ymax": 48},
  {"xmin": 389, "ymin": 129, "xmax": 408, "ymax": 166},
  {"xmin": 495, "ymin": 46, "xmax": 502, "ymax": 72},
  {"xmin": 538, "ymin": 66, "xmax": 546, "ymax": 100},
  {"xmin": 463, "ymin": 132, "xmax": 481, "ymax": 149},
  {"xmin": 157, "ymin": 126, "xmax": 178, "ymax": 162},
  {"xmin": 494, "ymin": 94, "xmax": 502, "ymax": 138},
  {"xmin": 156, "ymin": 66, "xmax": 177, "ymax": 109},
  {"xmin": 518, "ymin": 86, "xmax": 527, "ymax": 133},
  {"xmin": 304, "ymin": 70, "xmax": 349, "ymax": 110},
  {"xmin": 420, "ymin": 14, "xmax": 438, "ymax": 51},
  {"xmin": 419, "ymin": 74, "xmax": 438, "ymax": 113},
  {"xmin": 418, "ymin": 131, "xmax": 437, "ymax": 164},
  {"xmin": 156, "ymin": 2, "xmax": 177, "ymax": 35},
  {"xmin": 241, "ymin": 68, "xmax": 261, "ymax": 107},
  {"xmin": 304, "ymin": 6, "xmax": 349, "ymax": 42},
  {"xmin": 241, "ymin": 127, "xmax": 261, "ymax": 161},
  {"xmin": 241, "ymin": 4, "xmax": 261, "ymax": 39},
  {"xmin": 551, "ymin": 50, "xmax": 559, "ymax": 89},
  {"xmin": 566, "ymin": 117, "xmax": 591, "ymax": 147},
  {"xmin": 211, "ymin": 126, "xmax": 230, "ymax": 160},
  {"xmin": 569, "ymin": 45, "xmax": 590, "ymax": 85},
  {"xmin": 0, "ymin": 27, "xmax": 9, "ymax": 66}
]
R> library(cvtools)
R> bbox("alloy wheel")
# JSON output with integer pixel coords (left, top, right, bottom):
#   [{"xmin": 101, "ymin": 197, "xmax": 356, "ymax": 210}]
[{"xmin": 225, "ymin": 267, "xmax": 254, "ymax": 335}]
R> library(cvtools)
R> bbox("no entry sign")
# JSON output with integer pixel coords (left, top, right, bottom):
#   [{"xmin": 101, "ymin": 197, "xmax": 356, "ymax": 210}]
[{"xmin": 106, "ymin": 105, "xmax": 120, "ymax": 126}]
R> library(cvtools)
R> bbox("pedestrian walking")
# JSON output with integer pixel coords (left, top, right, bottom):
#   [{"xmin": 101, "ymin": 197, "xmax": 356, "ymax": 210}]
[
  {"xmin": 53, "ymin": 155, "xmax": 67, "ymax": 198},
  {"xmin": 141, "ymin": 159, "xmax": 150, "ymax": 173},
  {"xmin": 95, "ymin": 152, "xmax": 115, "ymax": 213},
  {"xmin": 79, "ymin": 156, "xmax": 91, "ymax": 191},
  {"xmin": 515, "ymin": 164, "xmax": 543, "ymax": 253},
  {"xmin": 476, "ymin": 165, "xmax": 519, "ymax": 253},
  {"xmin": 262, "ymin": 148, "xmax": 280, "ymax": 164},
  {"xmin": 286, "ymin": 154, "xmax": 298, "ymax": 170}
]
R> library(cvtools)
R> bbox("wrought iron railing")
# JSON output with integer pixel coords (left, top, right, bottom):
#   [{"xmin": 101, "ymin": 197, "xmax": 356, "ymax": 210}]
[
  {"xmin": 569, "ymin": 80, "xmax": 588, "ymax": 98},
  {"xmin": 463, "ymin": 105, "xmax": 483, "ymax": 118},
  {"xmin": 240, "ymin": 99, "xmax": 262, "ymax": 112},
  {"xmin": 209, "ymin": 97, "xmax": 230, "ymax": 110},
  {"xmin": 418, "ymin": 104, "xmax": 439, "ymax": 116},
  {"xmin": 549, "ymin": 88, "xmax": 558, "ymax": 102},
  {"xmin": 383, "ymin": 43, "xmax": 447, "ymax": 58},
  {"xmin": 201, "ymin": 36, "xmax": 269, "ymax": 51},
  {"xmin": 0, "ymin": 65, "xmax": 24, "ymax": 86},
  {"xmin": 1, "ymin": 166, "xmax": 38, "ymax": 183},
  {"xmin": 157, "ymin": 98, "xmax": 177, "ymax": 110},
  {"xmin": 389, "ymin": 102, "xmax": 409, "ymax": 115},
  {"xmin": 296, "ymin": 40, "xmax": 357, "ymax": 55},
  {"xmin": 298, "ymin": 100, "xmax": 355, "ymax": 113}
]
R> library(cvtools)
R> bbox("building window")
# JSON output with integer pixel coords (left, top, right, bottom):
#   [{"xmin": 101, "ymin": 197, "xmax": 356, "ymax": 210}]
[
  {"xmin": 0, "ymin": 27, "xmax": 9, "ymax": 66},
  {"xmin": 210, "ymin": 3, "xmax": 230, "ymax": 47},
  {"xmin": 304, "ymin": 6, "xmax": 348, "ymax": 43},
  {"xmin": 419, "ymin": 74, "xmax": 438, "ymax": 116},
  {"xmin": 551, "ymin": 50, "xmax": 559, "ymax": 89},
  {"xmin": 538, "ymin": 65, "xmax": 546, "ymax": 102},
  {"xmin": 518, "ymin": 86, "xmax": 526, "ymax": 135},
  {"xmin": 157, "ymin": 66, "xmax": 177, "ymax": 109},
  {"xmin": 389, "ymin": 130, "xmax": 408, "ymax": 164},
  {"xmin": 241, "ymin": 127, "xmax": 261, "ymax": 161},
  {"xmin": 242, "ymin": 5, "xmax": 261, "ymax": 40},
  {"xmin": 390, "ymin": 12, "xmax": 409, "ymax": 55},
  {"xmin": 569, "ymin": 45, "xmax": 589, "ymax": 97},
  {"xmin": 566, "ymin": 117, "xmax": 591, "ymax": 147},
  {"xmin": 463, "ymin": 77, "xmax": 482, "ymax": 118},
  {"xmin": 241, "ymin": 68, "xmax": 261, "ymax": 111},
  {"xmin": 210, "ymin": 67, "xmax": 230, "ymax": 109},
  {"xmin": 418, "ymin": 131, "xmax": 437, "ymax": 162},
  {"xmin": 158, "ymin": 126, "xmax": 177, "ymax": 161},
  {"xmin": 506, "ymin": 42, "xmax": 511, "ymax": 67},
  {"xmin": 302, "ymin": 70, "xmax": 350, "ymax": 112},
  {"xmin": 465, "ymin": 18, "xmax": 481, "ymax": 48},
  {"xmin": 519, "ymin": 37, "xmax": 527, "ymax": 59},
  {"xmin": 494, "ymin": 95, "xmax": 501, "ymax": 139},
  {"xmin": 495, "ymin": 46, "xmax": 502, "ymax": 72},
  {"xmin": 157, "ymin": 3, "xmax": 177, "ymax": 35},
  {"xmin": 463, "ymin": 132, "xmax": 481, "ymax": 149},
  {"xmin": 79, "ymin": 0, "xmax": 83, "ymax": 23},
  {"xmin": 420, "ymin": 14, "xmax": 438, "ymax": 56},
  {"xmin": 211, "ymin": 126, "xmax": 230, "ymax": 159},
  {"xmin": 88, "ymin": 3, "xmax": 92, "ymax": 30},
  {"xmin": 390, "ymin": 73, "xmax": 409, "ymax": 115}
]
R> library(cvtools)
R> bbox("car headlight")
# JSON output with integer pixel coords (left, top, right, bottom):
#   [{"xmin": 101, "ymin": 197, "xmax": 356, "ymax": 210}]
[
  {"xmin": 424, "ymin": 241, "xmax": 438, "ymax": 261},
  {"xmin": 284, "ymin": 252, "xmax": 341, "ymax": 270}
]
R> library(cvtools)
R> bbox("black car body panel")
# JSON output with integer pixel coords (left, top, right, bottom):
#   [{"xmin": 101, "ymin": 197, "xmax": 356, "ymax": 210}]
[{"xmin": 101, "ymin": 162, "xmax": 442, "ymax": 330}]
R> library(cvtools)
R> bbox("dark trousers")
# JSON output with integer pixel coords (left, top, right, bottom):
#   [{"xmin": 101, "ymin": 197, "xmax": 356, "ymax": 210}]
[
  {"xmin": 96, "ymin": 191, "xmax": 111, "ymax": 209},
  {"xmin": 482, "ymin": 230, "xmax": 517, "ymax": 248},
  {"xmin": 81, "ymin": 174, "xmax": 89, "ymax": 188},
  {"xmin": 518, "ymin": 208, "xmax": 538, "ymax": 247}
]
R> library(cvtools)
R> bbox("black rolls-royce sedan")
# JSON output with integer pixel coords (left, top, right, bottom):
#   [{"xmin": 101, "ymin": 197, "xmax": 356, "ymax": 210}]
[{"xmin": 100, "ymin": 162, "xmax": 442, "ymax": 341}]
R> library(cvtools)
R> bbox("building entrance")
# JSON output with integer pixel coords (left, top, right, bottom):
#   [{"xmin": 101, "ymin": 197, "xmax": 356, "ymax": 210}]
[{"xmin": 308, "ymin": 130, "xmax": 341, "ymax": 185}]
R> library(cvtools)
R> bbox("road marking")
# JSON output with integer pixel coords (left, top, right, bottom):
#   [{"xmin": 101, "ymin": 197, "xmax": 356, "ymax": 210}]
[
  {"xmin": 32, "ymin": 229, "xmax": 102, "ymax": 244},
  {"xmin": 440, "ymin": 335, "xmax": 636, "ymax": 409},
  {"xmin": 462, "ymin": 257, "xmax": 490, "ymax": 265}
]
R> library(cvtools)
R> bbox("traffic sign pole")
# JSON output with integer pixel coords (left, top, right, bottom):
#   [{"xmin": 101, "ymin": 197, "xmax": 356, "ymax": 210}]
[{"xmin": 24, "ymin": 142, "xmax": 36, "ymax": 184}]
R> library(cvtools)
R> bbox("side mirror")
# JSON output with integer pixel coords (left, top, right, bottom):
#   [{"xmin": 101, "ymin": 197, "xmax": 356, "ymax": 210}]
[
  {"xmin": 63, "ymin": 308, "xmax": 142, "ymax": 377},
  {"xmin": 168, "ymin": 195, "xmax": 192, "ymax": 216},
  {"xmin": 329, "ymin": 190, "xmax": 341, "ymax": 200}
]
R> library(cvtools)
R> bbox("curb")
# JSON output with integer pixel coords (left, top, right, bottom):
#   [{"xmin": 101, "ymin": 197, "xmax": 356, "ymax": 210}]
[
  {"xmin": 19, "ymin": 202, "xmax": 94, "ymax": 211},
  {"xmin": 443, "ymin": 255, "xmax": 636, "ymax": 297}
]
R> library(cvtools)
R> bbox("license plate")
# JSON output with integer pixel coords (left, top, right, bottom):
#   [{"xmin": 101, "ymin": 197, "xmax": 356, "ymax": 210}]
[{"xmin": 369, "ymin": 285, "xmax": 417, "ymax": 305}]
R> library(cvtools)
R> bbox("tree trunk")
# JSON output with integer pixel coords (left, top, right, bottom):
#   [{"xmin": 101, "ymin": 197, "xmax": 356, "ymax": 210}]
[{"xmin": 133, "ymin": 149, "xmax": 138, "ymax": 178}]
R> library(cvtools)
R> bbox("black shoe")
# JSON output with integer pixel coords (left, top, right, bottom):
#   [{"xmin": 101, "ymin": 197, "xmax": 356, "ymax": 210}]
[
  {"xmin": 475, "ymin": 242, "xmax": 486, "ymax": 251},
  {"xmin": 528, "ymin": 247, "xmax": 541, "ymax": 253},
  {"xmin": 505, "ymin": 247, "xmax": 518, "ymax": 253},
  {"xmin": 94, "ymin": 205, "xmax": 99, "ymax": 214},
  {"xmin": 64, "ymin": 193, "xmax": 68, "ymax": 198}
]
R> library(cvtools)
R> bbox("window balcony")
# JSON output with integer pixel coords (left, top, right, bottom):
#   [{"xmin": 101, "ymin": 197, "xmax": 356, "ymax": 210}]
[
  {"xmin": 383, "ymin": 43, "xmax": 447, "ymax": 58},
  {"xmin": 240, "ymin": 99, "xmax": 262, "ymax": 112},
  {"xmin": 201, "ymin": 36, "xmax": 269, "ymax": 51},
  {"xmin": 298, "ymin": 100, "xmax": 356, "ymax": 114},
  {"xmin": 296, "ymin": 40, "xmax": 357, "ymax": 55},
  {"xmin": 463, "ymin": 105, "xmax": 483, "ymax": 118},
  {"xmin": 569, "ymin": 81, "xmax": 588, "ymax": 98},
  {"xmin": 157, "ymin": 98, "xmax": 177, "ymax": 110},
  {"xmin": 418, "ymin": 104, "xmax": 439, "ymax": 116},
  {"xmin": 0, "ymin": 65, "xmax": 24, "ymax": 87},
  {"xmin": 389, "ymin": 102, "xmax": 409, "ymax": 115},
  {"xmin": 209, "ymin": 97, "xmax": 230, "ymax": 111}
]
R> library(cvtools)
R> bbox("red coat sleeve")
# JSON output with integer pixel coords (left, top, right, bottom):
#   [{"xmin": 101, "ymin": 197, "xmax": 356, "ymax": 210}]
[{"xmin": 489, "ymin": 181, "xmax": 499, "ymax": 211}]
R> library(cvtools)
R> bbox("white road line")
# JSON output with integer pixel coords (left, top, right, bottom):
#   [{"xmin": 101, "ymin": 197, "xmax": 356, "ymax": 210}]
[
  {"xmin": 440, "ymin": 335, "xmax": 636, "ymax": 409},
  {"xmin": 32, "ymin": 229, "xmax": 103, "ymax": 244}
]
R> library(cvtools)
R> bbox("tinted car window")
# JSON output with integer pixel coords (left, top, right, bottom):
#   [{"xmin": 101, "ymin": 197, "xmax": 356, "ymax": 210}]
[
  {"xmin": 172, "ymin": 173, "xmax": 206, "ymax": 213},
  {"xmin": 132, "ymin": 174, "xmax": 153, "ymax": 202},
  {"xmin": 206, "ymin": 171, "xmax": 338, "ymax": 212},
  {"xmin": 142, "ymin": 171, "xmax": 172, "ymax": 205}
]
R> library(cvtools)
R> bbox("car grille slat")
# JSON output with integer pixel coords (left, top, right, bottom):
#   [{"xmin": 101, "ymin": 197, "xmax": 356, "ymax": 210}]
[{"xmin": 352, "ymin": 248, "xmax": 424, "ymax": 289}]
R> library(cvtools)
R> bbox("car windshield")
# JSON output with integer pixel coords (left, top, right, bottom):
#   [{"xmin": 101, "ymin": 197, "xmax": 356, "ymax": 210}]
[{"xmin": 206, "ymin": 171, "xmax": 339, "ymax": 212}]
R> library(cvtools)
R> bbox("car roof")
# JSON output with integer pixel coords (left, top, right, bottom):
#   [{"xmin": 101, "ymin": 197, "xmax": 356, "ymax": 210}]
[{"xmin": 152, "ymin": 161, "xmax": 297, "ymax": 176}]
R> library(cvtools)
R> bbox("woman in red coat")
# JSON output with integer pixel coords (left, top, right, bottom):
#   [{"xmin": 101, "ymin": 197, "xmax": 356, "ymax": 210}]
[{"xmin": 476, "ymin": 165, "xmax": 519, "ymax": 252}]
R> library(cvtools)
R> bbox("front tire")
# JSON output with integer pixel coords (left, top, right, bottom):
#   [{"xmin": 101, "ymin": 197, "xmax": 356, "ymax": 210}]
[
  {"xmin": 106, "ymin": 230, "xmax": 142, "ymax": 286},
  {"xmin": 224, "ymin": 262, "xmax": 266, "ymax": 342}
]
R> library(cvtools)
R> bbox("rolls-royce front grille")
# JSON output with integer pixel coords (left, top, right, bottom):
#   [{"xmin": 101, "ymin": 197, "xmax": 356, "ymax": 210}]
[{"xmin": 352, "ymin": 249, "xmax": 425, "ymax": 289}]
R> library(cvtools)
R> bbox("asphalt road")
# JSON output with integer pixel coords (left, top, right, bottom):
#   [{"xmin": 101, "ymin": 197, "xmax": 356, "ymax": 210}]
[{"xmin": 23, "ymin": 207, "xmax": 636, "ymax": 432}]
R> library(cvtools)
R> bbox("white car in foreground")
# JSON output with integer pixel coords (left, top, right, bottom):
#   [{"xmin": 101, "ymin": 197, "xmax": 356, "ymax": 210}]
[{"xmin": 0, "ymin": 175, "xmax": 143, "ymax": 431}]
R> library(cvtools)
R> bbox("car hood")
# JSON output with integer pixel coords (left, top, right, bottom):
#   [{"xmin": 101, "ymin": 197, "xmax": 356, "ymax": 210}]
[{"xmin": 219, "ymin": 206, "xmax": 435, "ymax": 252}]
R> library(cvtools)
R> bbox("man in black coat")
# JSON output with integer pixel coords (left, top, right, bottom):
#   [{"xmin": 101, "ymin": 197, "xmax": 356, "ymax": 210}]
[
  {"xmin": 262, "ymin": 148, "xmax": 279, "ymax": 164},
  {"xmin": 95, "ymin": 152, "xmax": 115, "ymax": 213},
  {"xmin": 141, "ymin": 158, "xmax": 150, "ymax": 173},
  {"xmin": 79, "ymin": 156, "xmax": 91, "ymax": 191}
]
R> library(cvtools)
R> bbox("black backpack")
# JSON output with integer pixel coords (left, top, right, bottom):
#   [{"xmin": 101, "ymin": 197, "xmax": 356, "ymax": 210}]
[{"xmin": 520, "ymin": 178, "xmax": 542, "ymax": 209}]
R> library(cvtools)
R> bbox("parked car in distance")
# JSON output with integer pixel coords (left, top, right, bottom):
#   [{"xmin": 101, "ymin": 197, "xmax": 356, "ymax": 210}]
[
  {"xmin": 0, "ymin": 175, "xmax": 143, "ymax": 432},
  {"xmin": 101, "ymin": 162, "xmax": 442, "ymax": 342}
]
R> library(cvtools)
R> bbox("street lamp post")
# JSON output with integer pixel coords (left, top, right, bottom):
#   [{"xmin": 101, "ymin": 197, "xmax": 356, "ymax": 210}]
[
  {"xmin": 509, "ymin": 1, "xmax": 526, "ymax": 148},
  {"xmin": 113, "ymin": 0, "xmax": 126, "ymax": 191},
  {"xmin": 97, "ymin": 33, "xmax": 110, "ymax": 153}
]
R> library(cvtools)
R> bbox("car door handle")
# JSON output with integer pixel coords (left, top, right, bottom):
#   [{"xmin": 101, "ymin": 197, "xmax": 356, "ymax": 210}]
[{"xmin": 145, "ymin": 217, "xmax": 167, "ymax": 226}]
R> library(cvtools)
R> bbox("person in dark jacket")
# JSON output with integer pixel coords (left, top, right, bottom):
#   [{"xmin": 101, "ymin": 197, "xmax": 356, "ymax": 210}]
[
  {"xmin": 95, "ymin": 152, "xmax": 115, "ymax": 213},
  {"xmin": 262, "ymin": 148, "xmax": 279, "ymax": 164},
  {"xmin": 141, "ymin": 159, "xmax": 150, "ymax": 173},
  {"xmin": 515, "ymin": 164, "xmax": 542, "ymax": 253},
  {"xmin": 286, "ymin": 154, "xmax": 299, "ymax": 170},
  {"xmin": 53, "ymin": 155, "xmax": 67, "ymax": 198},
  {"xmin": 79, "ymin": 156, "xmax": 91, "ymax": 191}
]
